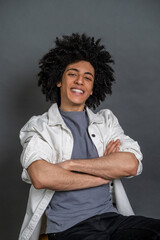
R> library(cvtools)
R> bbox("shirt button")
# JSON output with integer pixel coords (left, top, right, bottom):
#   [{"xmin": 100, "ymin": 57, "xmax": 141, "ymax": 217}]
[{"xmin": 91, "ymin": 134, "xmax": 96, "ymax": 137}]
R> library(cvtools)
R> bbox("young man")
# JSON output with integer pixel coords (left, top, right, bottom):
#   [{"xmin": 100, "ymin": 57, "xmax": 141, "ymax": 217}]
[{"xmin": 19, "ymin": 33, "xmax": 160, "ymax": 240}]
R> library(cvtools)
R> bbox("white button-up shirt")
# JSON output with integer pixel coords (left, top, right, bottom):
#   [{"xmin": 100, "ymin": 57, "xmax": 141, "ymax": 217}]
[{"xmin": 19, "ymin": 103, "xmax": 143, "ymax": 240}]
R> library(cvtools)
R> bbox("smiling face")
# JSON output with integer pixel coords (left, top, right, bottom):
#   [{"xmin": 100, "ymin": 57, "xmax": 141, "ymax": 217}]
[{"xmin": 57, "ymin": 61, "xmax": 95, "ymax": 111}]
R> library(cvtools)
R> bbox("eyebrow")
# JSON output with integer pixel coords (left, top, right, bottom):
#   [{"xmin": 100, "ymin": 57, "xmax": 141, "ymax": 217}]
[{"xmin": 66, "ymin": 68, "xmax": 94, "ymax": 78}]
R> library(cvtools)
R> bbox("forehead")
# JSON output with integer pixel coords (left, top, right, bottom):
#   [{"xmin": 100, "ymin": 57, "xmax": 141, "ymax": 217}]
[{"xmin": 65, "ymin": 60, "xmax": 95, "ymax": 74}]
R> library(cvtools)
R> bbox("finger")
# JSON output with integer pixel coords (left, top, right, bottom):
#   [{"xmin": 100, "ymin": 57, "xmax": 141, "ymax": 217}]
[
  {"xmin": 116, "ymin": 147, "xmax": 120, "ymax": 152},
  {"xmin": 107, "ymin": 140, "xmax": 120, "ymax": 154},
  {"xmin": 106, "ymin": 139, "xmax": 120, "ymax": 150},
  {"xmin": 113, "ymin": 147, "xmax": 120, "ymax": 153},
  {"xmin": 104, "ymin": 139, "xmax": 121, "ymax": 153},
  {"xmin": 106, "ymin": 140, "xmax": 114, "ymax": 149},
  {"xmin": 105, "ymin": 140, "xmax": 121, "ymax": 155},
  {"xmin": 104, "ymin": 140, "xmax": 114, "ymax": 155},
  {"xmin": 104, "ymin": 140, "xmax": 116, "ymax": 155}
]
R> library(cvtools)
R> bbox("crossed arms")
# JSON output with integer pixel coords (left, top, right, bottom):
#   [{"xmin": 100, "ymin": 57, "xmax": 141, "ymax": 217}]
[{"xmin": 27, "ymin": 139, "xmax": 139, "ymax": 191}]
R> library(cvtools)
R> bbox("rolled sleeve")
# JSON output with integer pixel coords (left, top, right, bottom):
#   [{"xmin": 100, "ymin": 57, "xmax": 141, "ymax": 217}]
[
  {"xmin": 119, "ymin": 136, "xmax": 143, "ymax": 176},
  {"xmin": 109, "ymin": 111, "xmax": 143, "ymax": 176},
  {"xmin": 20, "ymin": 134, "xmax": 53, "ymax": 183}
]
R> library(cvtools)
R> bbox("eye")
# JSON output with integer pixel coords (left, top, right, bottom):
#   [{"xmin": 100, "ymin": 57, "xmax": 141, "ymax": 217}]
[
  {"xmin": 84, "ymin": 76, "xmax": 92, "ymax": 81},
  {"xmin": 68, "ymin": 73, "xmax": 77, "ymax": 77}
]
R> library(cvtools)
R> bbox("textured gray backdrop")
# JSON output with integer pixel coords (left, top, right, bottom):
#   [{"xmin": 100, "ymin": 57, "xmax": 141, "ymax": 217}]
[{"xmin": 0, "ymin": 0, "xmax": 160, "ymax": 239}]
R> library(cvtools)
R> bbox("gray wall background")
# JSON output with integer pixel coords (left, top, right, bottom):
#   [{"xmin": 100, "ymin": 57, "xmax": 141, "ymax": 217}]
[{"xmin": 0, "ymin": 0, "xmax": 160, "ymax": 239}]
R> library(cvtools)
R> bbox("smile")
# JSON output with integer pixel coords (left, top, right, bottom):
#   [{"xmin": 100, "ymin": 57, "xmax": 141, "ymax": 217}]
[{"xmin": 71, "ymin": 88, "xmax": 84, "ymax": 94}]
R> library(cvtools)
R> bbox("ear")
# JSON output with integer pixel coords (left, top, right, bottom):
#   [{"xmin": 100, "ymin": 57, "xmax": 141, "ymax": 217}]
[
  {"xmin": 90, "ymin": 90, "xmax": 93, "ymax": 95},
  {"xmin": 57, "ymin": 81, "xmax": 62, "ymax": 87}
]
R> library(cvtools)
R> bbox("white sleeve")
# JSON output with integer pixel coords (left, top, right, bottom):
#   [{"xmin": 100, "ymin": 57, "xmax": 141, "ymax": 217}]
[
  {"xmin": 19, "ymin": 122, "xmax": 52, "ymax": 184},
  {"xmin": 108, "ymin": 111, "xmax": 143, "ymax": 176}
]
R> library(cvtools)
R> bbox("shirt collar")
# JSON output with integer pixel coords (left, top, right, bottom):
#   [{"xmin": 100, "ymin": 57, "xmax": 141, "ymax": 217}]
[
  {"xmin": 48, "ymin": 103, "xmax": 65, "ymax": 126},
  {"xmin": 86, "ymin": 107, "xmax": 103, "ymax": 124},
  {"xmin": 48, "ymin": 103, "xmax": 103, "ymax": 126}
]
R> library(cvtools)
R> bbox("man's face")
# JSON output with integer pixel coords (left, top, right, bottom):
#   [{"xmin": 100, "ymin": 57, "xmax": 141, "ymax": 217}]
[{"xmin": 57, "ymin": 60, "xmax": 95, "ymax": 111}]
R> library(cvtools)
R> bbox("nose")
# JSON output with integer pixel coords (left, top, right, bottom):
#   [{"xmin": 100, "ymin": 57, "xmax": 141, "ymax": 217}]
[{"xmin": 74, "ymin": 75, "xmax": 84, "ymax": 85}]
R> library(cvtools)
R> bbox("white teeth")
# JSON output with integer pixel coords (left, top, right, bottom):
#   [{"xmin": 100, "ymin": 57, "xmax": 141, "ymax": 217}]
[{"xmin": 71, "ymin": 89, "xmax": 83, "ymax": 93}]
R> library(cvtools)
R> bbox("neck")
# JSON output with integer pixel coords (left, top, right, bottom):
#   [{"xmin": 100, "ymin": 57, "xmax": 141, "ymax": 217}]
[{"xmin": 59, "ymin": 104, "xmax": 85, "ymax": 112}]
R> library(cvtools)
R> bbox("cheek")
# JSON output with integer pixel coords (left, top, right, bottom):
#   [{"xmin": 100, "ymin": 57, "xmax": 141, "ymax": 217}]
[
  {"xmin": 61, "ymin": 83, "xmax": 71, "ymax": 96},
  {"xmin": 88, "ymin": 83, "xmax": 94, "ymax": 94}
]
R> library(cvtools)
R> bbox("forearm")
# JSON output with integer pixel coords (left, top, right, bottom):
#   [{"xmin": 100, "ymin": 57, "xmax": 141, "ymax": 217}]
[
  {"xmin": 66, "ymin": 152, "xmax": 139, "ymax": 179},
  {"xmin": 27, "ymin": 160, "xmax": 109, "ymax": 191}
]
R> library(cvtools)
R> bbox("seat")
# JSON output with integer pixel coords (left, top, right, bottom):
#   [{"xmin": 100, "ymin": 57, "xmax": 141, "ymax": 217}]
[{"xmin": 39, "ymin": 234, "xmax": 48, "ymax": 240}]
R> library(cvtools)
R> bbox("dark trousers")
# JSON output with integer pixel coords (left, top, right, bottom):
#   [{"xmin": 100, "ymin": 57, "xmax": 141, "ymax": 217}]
[{"xmin": 48, "ymin": 212, "xmax": 160, "ymax": 240}]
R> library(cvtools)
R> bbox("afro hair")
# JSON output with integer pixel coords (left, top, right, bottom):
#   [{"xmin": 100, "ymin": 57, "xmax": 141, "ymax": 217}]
[{"xmin": 38, "ymin": 33, "xmax": 115, "ymax": 109}]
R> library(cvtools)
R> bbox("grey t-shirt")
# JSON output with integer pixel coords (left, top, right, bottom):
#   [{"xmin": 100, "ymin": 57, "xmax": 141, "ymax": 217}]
[{"xmin": 46, "ymin": 109, "xmax": 117, "ymax": 233}]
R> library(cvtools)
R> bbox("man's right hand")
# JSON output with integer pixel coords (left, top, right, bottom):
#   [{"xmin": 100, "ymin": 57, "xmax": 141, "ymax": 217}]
[{"xmin": 104, "ymin": 139, "xmax": 121, "ymax": 156}]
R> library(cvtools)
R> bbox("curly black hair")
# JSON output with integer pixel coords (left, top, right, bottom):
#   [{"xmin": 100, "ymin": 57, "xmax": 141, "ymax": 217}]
[{"xmin": 38, "ymin": 33, "xmax": 115, "ymax": 109}]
